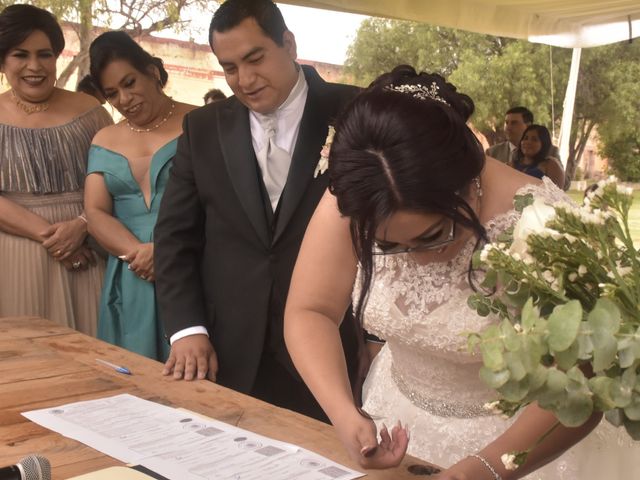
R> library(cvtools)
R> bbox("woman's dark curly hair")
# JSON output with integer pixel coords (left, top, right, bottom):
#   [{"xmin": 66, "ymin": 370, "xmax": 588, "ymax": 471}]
[{"xmin": 328, "ymin": 65, "xmax": 487, "ymax": 327}]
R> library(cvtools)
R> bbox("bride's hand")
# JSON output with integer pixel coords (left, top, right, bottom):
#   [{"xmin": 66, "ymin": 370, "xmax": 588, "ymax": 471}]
[{"xmin": 333, "ymin": 409, "xmax": 409, "ymax": 469}]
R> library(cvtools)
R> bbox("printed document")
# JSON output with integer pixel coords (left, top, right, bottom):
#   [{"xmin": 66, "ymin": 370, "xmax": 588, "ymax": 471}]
[{"xmin": 23, "ymin": 394, "xmax": 363, "ymax": 480}]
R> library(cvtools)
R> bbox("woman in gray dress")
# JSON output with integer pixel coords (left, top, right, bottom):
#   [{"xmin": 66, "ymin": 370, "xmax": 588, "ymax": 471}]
[{"xmin": 0, "ymin": 5, "xmax": 112, "ymax": 334}]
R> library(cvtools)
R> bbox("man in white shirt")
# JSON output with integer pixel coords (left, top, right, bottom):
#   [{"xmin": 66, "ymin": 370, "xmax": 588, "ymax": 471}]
[
  {"xmin": 486, "ymin": 106, "xmax": 560, "ymax": 163},
  {"xmin": 154, "ymin": 0, "xmax": 360, "ymax": 421}
]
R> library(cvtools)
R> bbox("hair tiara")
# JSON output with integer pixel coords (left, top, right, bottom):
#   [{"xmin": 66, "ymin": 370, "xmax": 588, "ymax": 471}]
[{"xmin": 385, "ymin": 82, "xmax": 450, "ymax": 106}]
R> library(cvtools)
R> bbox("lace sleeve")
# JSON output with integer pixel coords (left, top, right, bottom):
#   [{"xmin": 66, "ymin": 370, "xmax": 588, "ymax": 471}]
[{"xmin": 516, "ymin": 176, "xmax": 572, "ymax": 205}]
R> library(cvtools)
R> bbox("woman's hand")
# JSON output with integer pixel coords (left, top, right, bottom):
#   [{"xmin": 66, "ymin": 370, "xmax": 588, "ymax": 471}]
[
  {"xmin": 60, "ymin": 245, "xmax": 97, "ymax": 271},
  {"xmin": 41, "ymin": 217, "xmax": 87, "ymax": 260},
  {"xmin": 122, "ymin": 243, "xmax": 154, "ymax": 282},
  {"xmin": 332, "ymin": 408, "xmax": 409, "ymax": 470}
]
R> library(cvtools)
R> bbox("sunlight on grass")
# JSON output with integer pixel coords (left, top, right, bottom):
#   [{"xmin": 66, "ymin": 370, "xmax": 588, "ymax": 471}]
[{"xmin": 568, "ymin": 190, "xmax": 640, "ymax": 246}]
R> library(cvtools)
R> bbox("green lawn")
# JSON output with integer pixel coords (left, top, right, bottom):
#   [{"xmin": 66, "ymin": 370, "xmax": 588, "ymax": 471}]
[{"xmin": 568, "ymin": 190, "xmax": 640, "ymax": 245}]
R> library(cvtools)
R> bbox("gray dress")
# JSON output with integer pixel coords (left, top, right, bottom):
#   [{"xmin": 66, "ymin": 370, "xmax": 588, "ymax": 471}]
[{"xmin": 0, "ymin": 106, "xmax": 113, "ymax": 335}]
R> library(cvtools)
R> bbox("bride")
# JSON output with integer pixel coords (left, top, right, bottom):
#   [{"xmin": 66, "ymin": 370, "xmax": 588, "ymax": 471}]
[{"xmin": 284, "ymin": 66, "xmax": 639, "ymax": 478}]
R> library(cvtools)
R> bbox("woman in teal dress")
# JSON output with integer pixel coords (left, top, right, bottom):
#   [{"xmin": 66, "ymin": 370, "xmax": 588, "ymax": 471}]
[{"xmin": 84, "ymin": 31, "xmax": 195, "ymax": 360}]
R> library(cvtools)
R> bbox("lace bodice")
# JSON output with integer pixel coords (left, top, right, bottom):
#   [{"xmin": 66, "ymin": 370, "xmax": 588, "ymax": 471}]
[{"xmin": 356, "ymin": 178, "xmax": 568, "ymax": 416}]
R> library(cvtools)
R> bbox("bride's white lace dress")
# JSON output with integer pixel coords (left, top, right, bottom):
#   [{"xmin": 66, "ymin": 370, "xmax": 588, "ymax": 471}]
[{"xmin": 359, "ymin": 178, "xmax": 640, "ymax": 479}]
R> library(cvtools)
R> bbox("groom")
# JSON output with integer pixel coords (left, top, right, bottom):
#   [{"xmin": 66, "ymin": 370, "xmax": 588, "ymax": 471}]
[{"xmin": 154, "ymin": 0, "xmax": 361, "ymax": 421}]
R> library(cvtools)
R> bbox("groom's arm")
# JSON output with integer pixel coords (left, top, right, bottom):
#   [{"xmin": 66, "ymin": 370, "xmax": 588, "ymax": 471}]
[{"xmin": 154, "ymin": 113, "xmax": 217, "ymax": 381}]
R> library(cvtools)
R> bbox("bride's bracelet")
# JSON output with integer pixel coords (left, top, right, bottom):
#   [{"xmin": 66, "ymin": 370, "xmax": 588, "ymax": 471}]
[{"xmin": 469, "ymin": 454, "xmax": 502, "ymax": 480}]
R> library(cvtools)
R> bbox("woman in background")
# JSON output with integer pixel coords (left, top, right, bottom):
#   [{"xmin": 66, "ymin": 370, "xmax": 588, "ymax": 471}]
[
  {"xmin": 512, "ymin": 124, "xmax": 565, "ymax": 189},
  {"xmin": 0, "ymin": 4, "xmax": 112, "ymax": 334},
  {"xmin": 84, "ymin": 31, "xmax": 195, "ymax": 360}
]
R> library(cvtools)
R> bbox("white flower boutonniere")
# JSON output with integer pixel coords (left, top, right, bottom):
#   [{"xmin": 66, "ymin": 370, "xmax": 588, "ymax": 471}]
[{"xmin": 314, "ymin": 125, "xmax": 335, "ymax": 178}]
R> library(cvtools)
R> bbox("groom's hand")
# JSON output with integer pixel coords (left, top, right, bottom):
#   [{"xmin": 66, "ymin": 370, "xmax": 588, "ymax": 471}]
[{"xmin": 163, "ymin": 334, "xmax": 218, "ymax": 382}]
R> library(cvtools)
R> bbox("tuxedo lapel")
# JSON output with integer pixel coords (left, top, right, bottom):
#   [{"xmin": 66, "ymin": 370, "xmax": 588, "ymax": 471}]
[
  {"xmin": 273, "ymin": 70, "xmax": 330, "ymax": 243},
  {"xmin": 218, "ymin": 100, "xmax": 271, "ymax": 247}
]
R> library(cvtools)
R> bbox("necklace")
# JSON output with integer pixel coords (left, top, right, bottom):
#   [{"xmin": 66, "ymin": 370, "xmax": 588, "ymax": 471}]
[
  {"xmin": 127, "ymin": 101, "xmax": 176, "ymax": 133},
  {"xmin": 10, "ymin": 89, "xmax": 50, "ymax": 115}
]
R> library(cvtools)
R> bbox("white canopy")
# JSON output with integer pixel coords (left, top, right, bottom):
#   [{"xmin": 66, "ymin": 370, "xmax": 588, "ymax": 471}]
[{"xmin": 280, "ymin": 0, "xmax": 640, "ymax": 48}]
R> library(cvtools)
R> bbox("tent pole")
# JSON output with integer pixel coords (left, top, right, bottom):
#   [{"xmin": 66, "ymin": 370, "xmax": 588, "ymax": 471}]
[{"xmin": 557, "ymin": 47, "xmax": 581, "ymax": 169}]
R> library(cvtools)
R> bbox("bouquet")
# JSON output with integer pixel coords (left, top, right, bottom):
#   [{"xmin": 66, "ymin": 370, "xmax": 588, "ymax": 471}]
[{"xmin": 468, "ymin": 176, "xmax": 640, "ymax": 469}]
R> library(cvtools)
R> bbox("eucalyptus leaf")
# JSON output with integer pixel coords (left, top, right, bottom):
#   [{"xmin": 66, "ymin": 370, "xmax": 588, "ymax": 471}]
[
  {"xmin": 621, "ymin": 366, "xmax": 637, "ymax": 388},
  {"xmin": 481, "ymin": 342, "xmax": 505, "ymax": 371},
  {"xmin": 605, "ymin": 408, "xmax": 625, "ymax": 427},
  {"xmin": 498, "ymin": 377, "xmax": 530, "ymax": 402},
  {"xmin": 556, "ymin": 390, "xmax": 594, "ymax": 427},
  {"xmin": 479, "ymin": 366, "xmax": 510, "ymax": 389},
  {"xmin": 528, "ymin": 365, "xmax": 549, "ymax": 392},
  {"xmin": 548, "ymin": 300, "xmax": 582, "ymax": 352},
  {"xmin": 546, "ymin": 368, "xmax": 568, "ymax": 392},
  {"xmin": 481, "ymin": 269, "xmax": 498, "ymax": 290},
  {"xmin": 623, "ymin": 394, "xmax": 640, "ymax": 420},
  {"xmin": 521, "ymin": 336, "xmax": 546, "ymax": 372},
  {"xmin": 504, "ymin": 351, "xmax": 527, "ymax": 381},
  {"xmin": 501, "ymin": 319, "xmax": 521, "ymax": 352},
  {"xmin": 592, "ymin": 333, "xmax": 618, "ymax": 372},
  {"xmin": 577, "ymin": 322, "xmax": 595, "ymax": 360},
  {"xmin": 566, "ymin": 366, "xmax": 588, "ymax": 392},
  {"xmin": 624, "ymin": 418, "xmax": 640, "ymax": 441},
  {"xmin": 610, "ymin": 378, "xmax": 633, "ymax": 407},
  {"xmin": 554, "ymin": 341, "xmax": 580, "ymax": 371},
  {"xmin": 589, "ymin": 298, "xmax": 622, "ymax": 333},
  {"xmin": 589, "ymin": 376, "xmax": 617, "ymax": 411}
]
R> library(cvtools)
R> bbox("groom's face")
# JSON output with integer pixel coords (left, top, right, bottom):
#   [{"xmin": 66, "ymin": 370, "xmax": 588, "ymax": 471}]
[{"xmin": 212, "ymin": 17, "xmax": 298, "ymax": 115}]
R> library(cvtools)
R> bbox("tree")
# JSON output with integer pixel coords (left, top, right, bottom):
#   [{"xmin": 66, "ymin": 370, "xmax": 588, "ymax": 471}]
[
  {"xmin": 345, "ymin": 18, "xmax": 640, "ymax": 182},
  {"xmin": 595, "ymin": 44, "xmax": 640, "ymax": 180},
  {"xmin": 3, "ymin": 0, "xmax": 215, "ymax": 88},
  {"xmin": 345, "ymin": 18, "xmax": 506, "ymax": 87},
  {"xmin": 345, "ymin": 19, "xmax": 568, "ymax": 147}
]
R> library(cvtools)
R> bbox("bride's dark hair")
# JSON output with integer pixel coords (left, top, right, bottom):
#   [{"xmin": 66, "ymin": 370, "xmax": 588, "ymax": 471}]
[{"xmin": 329, "ymin": 65, "xmax": 487, "ymax": 328}]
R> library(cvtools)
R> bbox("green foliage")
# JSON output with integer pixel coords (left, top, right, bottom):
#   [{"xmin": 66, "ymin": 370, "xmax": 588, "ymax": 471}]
[
  {"xmin": 470, "ymin": 179, "xmax": 640, "ymax": 440},
  {"xmin": 346, "ymin": 19, "xmax": 639, "ymax": 180}
]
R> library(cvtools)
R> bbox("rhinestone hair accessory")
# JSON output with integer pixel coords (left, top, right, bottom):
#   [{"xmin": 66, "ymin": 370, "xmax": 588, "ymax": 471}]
[{"xmin": 385, "ymin": 82, "xmax": 450, "ymax": 106}]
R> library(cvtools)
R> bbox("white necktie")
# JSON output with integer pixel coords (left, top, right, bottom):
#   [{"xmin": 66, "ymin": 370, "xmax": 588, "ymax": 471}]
[{"xmin": 257, "ymin": 115, "xmax": 291, "ymax": 211}]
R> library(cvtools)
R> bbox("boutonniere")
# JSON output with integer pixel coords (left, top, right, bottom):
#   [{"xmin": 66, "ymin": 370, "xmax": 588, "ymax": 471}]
[{"xmin": 314, "ymin": 125, "xmax": 335, "ymax": 178}]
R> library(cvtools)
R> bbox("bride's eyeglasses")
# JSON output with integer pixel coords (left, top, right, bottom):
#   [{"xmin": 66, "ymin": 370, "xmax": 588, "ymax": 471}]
[{"xmin": 373, "ymin": 218, "xmax": 457, "ymax": 255}]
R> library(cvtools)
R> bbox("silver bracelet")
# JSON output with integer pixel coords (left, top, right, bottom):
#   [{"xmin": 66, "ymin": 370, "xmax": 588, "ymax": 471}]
[
  {"xmin": 77, "ymin": 213, "xmax": 88, "ymax": 223},
  {"xmin": 469, "ymin": 454, "xmax": 502, "ymax": 480}
]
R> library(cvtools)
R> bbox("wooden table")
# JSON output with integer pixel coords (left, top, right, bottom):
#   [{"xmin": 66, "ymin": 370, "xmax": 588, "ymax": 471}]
[{"xmin": 0, "ymin": 317, "xmax": 436, "ymax": 479}]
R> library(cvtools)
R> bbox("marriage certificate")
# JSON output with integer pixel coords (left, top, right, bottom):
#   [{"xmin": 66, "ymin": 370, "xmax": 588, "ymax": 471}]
[{"xmin": 23, "ymin": 393, "xmax": 363, "ymax": 480}]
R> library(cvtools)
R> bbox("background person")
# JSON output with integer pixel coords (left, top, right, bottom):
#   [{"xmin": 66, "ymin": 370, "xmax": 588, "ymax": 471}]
[
  {"xmin": 203, "ymin": 87, "xmax": 226, "ymax": 104},
  {"xmin": 512, "ymin": 124, "xmax": 565, "ymax": 189},
  {"xmin": 0, "ymin": 4, "xmax": 112, "ymax": 334},
  {"xmin": 84, "ymin": 31, "xmax": 195, "ymax": 361},
  {"xmin": 486, "ymin": 106, "xmax": 560, "ymax": 165}
]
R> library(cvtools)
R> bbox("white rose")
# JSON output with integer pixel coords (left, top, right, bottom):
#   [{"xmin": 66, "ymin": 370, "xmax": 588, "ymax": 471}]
[{"xmin": 510, "ymin": 199, "xmax": 556, "ymax": 257}]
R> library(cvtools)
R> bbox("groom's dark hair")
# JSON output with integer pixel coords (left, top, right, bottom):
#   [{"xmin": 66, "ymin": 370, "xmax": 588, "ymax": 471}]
[{"xmin": 209, "ymin": 0, "xmax": 289, "ymax": 49}]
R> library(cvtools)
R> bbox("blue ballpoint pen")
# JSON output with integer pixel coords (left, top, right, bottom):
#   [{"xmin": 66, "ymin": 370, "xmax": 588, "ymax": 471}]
[{"xmin": 96, "ymin": 358, "xmax": 132, "ymax": 375}]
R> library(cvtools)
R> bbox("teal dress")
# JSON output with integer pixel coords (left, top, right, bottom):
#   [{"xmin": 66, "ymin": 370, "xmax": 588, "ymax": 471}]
[{"xmin": 87, "ymin": 139, "xmax": 177, "ymax": 361}]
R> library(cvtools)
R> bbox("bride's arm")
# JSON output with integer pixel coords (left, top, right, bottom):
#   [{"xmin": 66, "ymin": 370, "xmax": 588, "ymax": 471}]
[
  {"xmin": 441, "ymin": 403, "xmax": 602, "ymax": 479},
  {"xmin": 284, "ymin": 190, "xmax": 408, "ymax": 468}
]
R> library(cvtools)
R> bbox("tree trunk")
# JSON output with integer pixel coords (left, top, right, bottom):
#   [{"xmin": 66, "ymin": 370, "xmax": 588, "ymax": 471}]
[
  {"xmin": 56, "ymin": 0, "xmax": 92, "ymax": 89},
  {"xmin": 564, "ymin": 119, "xmax": 595, "ymax": 189}
]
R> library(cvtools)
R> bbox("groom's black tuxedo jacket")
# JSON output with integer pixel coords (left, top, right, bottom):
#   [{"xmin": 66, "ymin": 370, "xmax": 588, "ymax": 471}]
[{"xmin": 154, "ymin": 65, "xmax": 360, "ymax": 396}]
